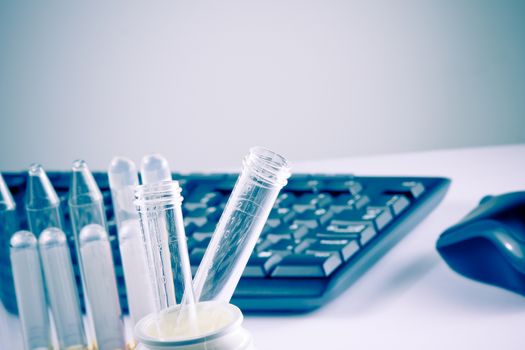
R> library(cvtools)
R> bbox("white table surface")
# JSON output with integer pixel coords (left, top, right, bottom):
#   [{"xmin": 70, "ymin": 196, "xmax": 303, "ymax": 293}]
[{"xmin": 2, "ymin": 144, "xmax": 525, "ymax": 349}]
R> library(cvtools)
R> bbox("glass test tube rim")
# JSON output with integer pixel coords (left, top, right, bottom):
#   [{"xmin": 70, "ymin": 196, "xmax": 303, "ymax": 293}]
[
  {"xmin": 134, "ymin": 180, "xmax": 183, "ymax": 210},
  {"xmin": 243, "ymin": 146, "xmax": 291, "ymax": 188}
]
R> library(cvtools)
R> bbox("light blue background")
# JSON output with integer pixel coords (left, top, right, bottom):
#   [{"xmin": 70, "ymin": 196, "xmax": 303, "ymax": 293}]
[{"xmin": 1, "ymin": 1, "xmax": 524, "ymax": 171}]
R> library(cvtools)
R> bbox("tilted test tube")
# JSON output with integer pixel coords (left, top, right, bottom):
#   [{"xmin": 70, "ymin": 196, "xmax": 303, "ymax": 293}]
[
  {"xmin": 193, "ymin": 147, "xmax": 291, "ymax": 303},
  {"xmin": 25, "ymin": 164, "xmax": 87, "ymax": 349},
  {"xmin": 68, "ymin": 160, "xmax": 125, "ymax": 350},
  {"xmin": 108, "ymin": 157, "xmax": 155, "ymax": 328}
]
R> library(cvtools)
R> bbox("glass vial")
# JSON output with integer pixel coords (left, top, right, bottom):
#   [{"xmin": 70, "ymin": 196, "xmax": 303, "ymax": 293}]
[
  {"xmin": 10, "ymin": 230, "xmax": 52, "ymax": 350},
  {"xmin": 193, "ymin": 147, "xmax": 291, "ymax": 303}
]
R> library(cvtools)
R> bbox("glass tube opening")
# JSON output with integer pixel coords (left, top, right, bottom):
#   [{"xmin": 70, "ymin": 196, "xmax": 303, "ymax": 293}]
[
  {"xmin": 135, "ymin": 181, "xmax": 183, "ymax": 211},
  {"xmin": 243, "ymin": 147, "xmax": 291, "ymax": 188}
]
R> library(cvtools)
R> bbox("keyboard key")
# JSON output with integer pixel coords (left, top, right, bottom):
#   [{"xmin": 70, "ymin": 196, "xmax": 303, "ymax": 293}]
[
  {"xmin": 193, "ymin": 236, "xmax": 212, "ymax": 249},
  {"xmin": 331, "ymin": 207, "xmax": 392, "ymax": 231},
  {"xmin": 384, "ymin": 181, "xmax": 425, "ymax": 200},
  {"xmin": 292, "ymin": 193, "xmax": 333, "ymax": 212},
  {"xmin": 267, "ymin": 224, "xmax": 310, "ymax": 241},
  {"xmin": 292, "ymin": 209, "xmax": 333, "ymax": 229},
  {"xmin": 362, "ymin": 207, "xmax": 393, "ymax": 231},
  {"xmin": 320, "ymin": 223, "xmax": 376, "ymax": 245},
  {"xmin": 286, "ymin": 178, "xmax": 321, "ymax": 192},
  {"xmin": 192, "ymin": 222, "xmax": 215, "ymax": 241},
  {"xmin": 243, "ymin": 251, "xmax": 287, "ymax": 277},
  {"xmin": 266, "ymin": 207, "xmax": 296, "ymax": 228},
  {"xmin": 330, "ymin": 194, "xmax": 370, "ymax": 212},
  {"xmin": 274, "ymin": 193, "xmax": 296, "ymax": 208},
  {"xmin": 184, "ymin": 207, "xmax": 219, "ymax": 227},
  {"xmin": 373, "ymin": 195, "xmax": 410, "ymax": 216},
  {"xmin": 271, "ymin": 252, "xmax": 342, "ymax": 277},
  {"xmin": 184, "ymin": 187, "xmax": 222, "ymax": 210},
  {"xmin": 296, "ymin": 239, "xmax": 360, "ymax": 262},
  {"xmin": 258, "ymin": 238, "xmax": 296, "ymax": 254},
  {"xmin": 187, "ymin": 237, "xmax": 199, "ymax": 252}
]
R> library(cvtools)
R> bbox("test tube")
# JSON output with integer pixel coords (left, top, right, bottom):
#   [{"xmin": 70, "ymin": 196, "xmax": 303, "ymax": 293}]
[
  {"xmin": 10, "ymin": 230, "xmax": 52, "ymax": 350},
  {"xmin": 140, "ymin": 154, "xmax": 172, "ymax": 184},
  {"xmin": 68, "ymin": 160, "xmax": 125, "ymax": 350},
  {"xmin": 136, "ymin": 154, "xmax": 176, "ymax": 311},
  {"xmin": 108, "ymin": 157, "xmax": 155, "ymax": 327},
  {"xmin": 134, "ymin": 180, "xmax": 195, "ymax": 315},
  {"xmin": 0, "ymin": 173, "xmax": 19, "ymax": 304},
  {"xmin": 193, "ymin": 147, "xmax": 291, "ymax": 303},
  {"xmin": 39, "ymin": 227, "xmax": 87, "ymax": 350},
  {"xmin": 25, "ymin": 164, "xmax": 63, "ymax": 236}
]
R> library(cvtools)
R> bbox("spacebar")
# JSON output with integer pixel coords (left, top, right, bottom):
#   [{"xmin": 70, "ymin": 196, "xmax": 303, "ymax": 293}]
[{"xmin": 234, "ymin": 278, "xmax": 327, "ymax": 297}]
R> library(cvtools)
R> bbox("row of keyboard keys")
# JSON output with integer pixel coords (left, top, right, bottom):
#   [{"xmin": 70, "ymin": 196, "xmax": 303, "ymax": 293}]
[
  {"xmin": 181, "ymin": 180, "xmax": 425, "ymax": 280},
  {"xmin": 319, "ymin": 223, "xmax": 376, "ymax": 245}
]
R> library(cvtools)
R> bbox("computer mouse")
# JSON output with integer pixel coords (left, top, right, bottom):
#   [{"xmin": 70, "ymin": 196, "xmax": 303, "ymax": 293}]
[{"xmin": 436, "ymin": 191, "xmax": 525, "ymax": 296}]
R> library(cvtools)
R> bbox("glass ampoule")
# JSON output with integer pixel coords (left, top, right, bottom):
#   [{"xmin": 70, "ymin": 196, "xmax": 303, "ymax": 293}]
[
  {"xmin": 68, "ymin": 160, "xmax": 125, "ymax": 350},
  {"xmin": 25, "ymin": 164, "xmax": 87, "ymax": 349},
  {"xmin": 10, "ymin": 230, "xmax": 52, "ymax": 350},
  {"xmin": 108, "ymin": 157, "xmax": 155, "ymax": 329},
  {"xmin": 193, "ymin": 147, "xmax": 291, "ymax": 303}
]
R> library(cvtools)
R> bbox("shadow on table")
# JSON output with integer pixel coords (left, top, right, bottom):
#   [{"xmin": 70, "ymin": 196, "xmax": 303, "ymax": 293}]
[
  {"xmin": 324, "ymin": 252, "xmax": 525, "ymax": 318},
  {"xmin": 325, "ymin": 253, "xmax": 440, "ymax": 317}
]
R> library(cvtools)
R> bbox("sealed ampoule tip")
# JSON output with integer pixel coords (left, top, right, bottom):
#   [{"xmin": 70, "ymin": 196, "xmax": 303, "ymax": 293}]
[
  {"xmin": 10, "ymin": 230, "xmax": 52, "ymax": 350},
  {"xmin": 39, "ymin": 227, "xmax": 87, "ymax": 349},
  {"xmin": 25, "ymin": 163, "xmax": 63, "ymax": 236}
]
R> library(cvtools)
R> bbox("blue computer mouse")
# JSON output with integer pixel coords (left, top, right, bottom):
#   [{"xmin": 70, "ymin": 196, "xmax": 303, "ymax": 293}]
[{"xmin": 436, "ymin": 191, "xmax": 525, "ymax": 296}]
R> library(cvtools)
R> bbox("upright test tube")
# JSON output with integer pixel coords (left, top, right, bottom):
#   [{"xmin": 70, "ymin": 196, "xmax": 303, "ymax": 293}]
[
  {"xmin": 134, "ymin": 180, "xmax": 195, "ymax": 316},
  {"xmin": 193, "ymin": 147, "xmax": 291, "ymax": 303},
  {"xmin": 140, "ymin": 154, "xmax": 172, "ymax": 185},
  {"xmin": 10, "ymin": 230, "xmax": 52, "ymax": 350},
  {"xmin": 136, "ymin": 154, "xmax": 177, "ymax": 311},
  {"xmin": 25, "ymin": 164, "xmax": 63, "ymax": 236},
  {"xmin": 108, "ymin": 157, "xmax": 155, "ymax": 328},
  {"xmin": 25, "ymin": 164, "xmax": 86, "ymax": 349},
  {"xmin": 0, "ymin": 173, "xmax": 19, "ymax": 303},
  {"xmin": 68, "ymin": 160, "xmax": 125, "ymax": 350},
  {"xmin": 39, "ymin": 227, "xmax": 87, "ymax": 350}
]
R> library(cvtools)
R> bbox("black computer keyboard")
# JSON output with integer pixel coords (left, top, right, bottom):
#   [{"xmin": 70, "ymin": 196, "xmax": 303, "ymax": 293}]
[{"xmin": 0, "ymin": 172, "xmax": 450, "ymax": 313}]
